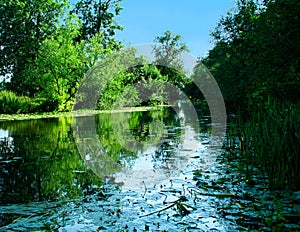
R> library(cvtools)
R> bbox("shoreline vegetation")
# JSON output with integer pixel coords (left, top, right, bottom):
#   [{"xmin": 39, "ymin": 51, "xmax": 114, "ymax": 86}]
[{"xmin": 0, "ymin": 105, "xmax": 170, "ymax": 122}]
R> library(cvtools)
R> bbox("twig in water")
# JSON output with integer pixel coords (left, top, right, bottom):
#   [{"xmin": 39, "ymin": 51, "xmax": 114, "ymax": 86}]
[
  {"xmin": 142, "ymin": 181, "xmax": 147, "ymax": 198},
  {"xmin": 139, "ymin": 196, "xmax": 189, "ymax": 218},
  {"xmin": 159, "ymin": 192, "xmax": 168, "ymax": 204},
  {"xmin": 139, "ymin": 202, "xmax": 177, "ymax": 218}
]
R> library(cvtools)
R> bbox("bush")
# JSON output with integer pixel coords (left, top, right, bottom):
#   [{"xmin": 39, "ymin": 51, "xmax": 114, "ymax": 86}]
[{"xmin": 0, "ymin": 90, "xmax": 48, "ymax": 114}]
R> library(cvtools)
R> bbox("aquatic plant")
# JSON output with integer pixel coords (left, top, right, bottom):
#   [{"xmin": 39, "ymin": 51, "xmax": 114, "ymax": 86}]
[
  {"xmin": 226, "ymin": 102, "xmax": 300, "ymax": 190},
  {"xmin": 247, "ymin": 102, "xmax": 300, "ymax": 189}
]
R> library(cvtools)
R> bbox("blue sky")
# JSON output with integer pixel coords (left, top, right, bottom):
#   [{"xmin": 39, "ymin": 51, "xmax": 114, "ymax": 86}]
[{"xmin": 115, "ymin": 1, "xmax": 235, "ymax": 58}]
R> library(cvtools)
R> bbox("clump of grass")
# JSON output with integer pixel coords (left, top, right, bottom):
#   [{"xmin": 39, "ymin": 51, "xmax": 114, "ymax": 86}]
[
  {"xmin": 234, "ymin": 101, "xmax": 300, "ymax": 190},
  {"xmin": 0, "ymin": 90, "xmax": 47, "ymax": 114}
]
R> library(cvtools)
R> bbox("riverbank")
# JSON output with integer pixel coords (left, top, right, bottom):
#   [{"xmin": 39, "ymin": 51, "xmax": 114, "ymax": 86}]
[{"xmin": 0, "ymin": 106, "xmax": 169, "ymax": 122}]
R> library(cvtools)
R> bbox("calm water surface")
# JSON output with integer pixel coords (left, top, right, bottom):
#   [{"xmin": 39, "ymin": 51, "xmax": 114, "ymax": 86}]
[{"xmin": 2, "ymin": 107, "xmax": 291, "ymax": 231}]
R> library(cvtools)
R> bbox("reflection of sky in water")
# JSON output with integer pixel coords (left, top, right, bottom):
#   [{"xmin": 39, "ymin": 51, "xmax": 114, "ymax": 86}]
[
  {"xmin": 73, "ymin": 106, "xmax": 213, "ymax": 191},
  {"xmin": 0, "ymin": 129, "xmax": 14, "ymax": 146},
  {"xmin": 113, "ymin": 125, "xmax": 206, "ymax": 190},
  {"xmin": 110, "ymin": 103, "xmax": 205, "ymax": 189},
  {"xmin": 0, "ymin": 129, "xmax": 8, "ymax": 139}
]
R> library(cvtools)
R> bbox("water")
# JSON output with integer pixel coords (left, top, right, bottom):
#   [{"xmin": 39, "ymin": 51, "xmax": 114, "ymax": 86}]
[{"xmin": 0, "ymin": 107, "xmax": 299, "ymax": 231}]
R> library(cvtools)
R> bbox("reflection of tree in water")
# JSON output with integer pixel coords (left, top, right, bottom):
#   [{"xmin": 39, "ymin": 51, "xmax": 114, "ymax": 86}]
[
  {"xmin": 0, "ymin": 118, "xmax": 104, "ymax": 205},
  {"xmin": 110, "ymin": 109, "xmax": 167, "ymax": 153},
  {"xmin": 0, "ymin": 106, "xmax": 204, "ymax": 205},
  {"xmin": 150, "ymin": 104, "xmax": 205, "ymax": 176},
  {"xmin": 152, "ymin": 131, "xmax": 181, "ymax": 172},
  {"xmin": 129, "ymin": 111, "xmax": 153, "ymax": 141},
  {"xmin": 149, "ymin": 107, "xmax": 184, "ymax": 173}
]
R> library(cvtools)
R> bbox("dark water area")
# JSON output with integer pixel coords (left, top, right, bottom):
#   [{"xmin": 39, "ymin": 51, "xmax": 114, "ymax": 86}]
[{"xmin": 0, "ymin": 107, "xmax": 299, "ymax": 231}]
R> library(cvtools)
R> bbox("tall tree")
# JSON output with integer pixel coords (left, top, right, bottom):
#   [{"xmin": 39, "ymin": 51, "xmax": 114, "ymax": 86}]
[
  {"xmin": 250, "ymin": 0, "xmax": 300, "ymax": 105},
  {"xmin": 0, "ymin": 0, "xmax": 67, "ymax": 95},
  {"xmin": 202, "ymin": 0, "xmax": 264, "ymax": 113},
  {"xmin": 153, "ymin": 30, "xmax": 189, "ymax": 70},
  {"xmin": 71, "ymin": 0, "xmax": 123, "ymax": 49},
  {"xmin": 153, "ymin": 30, "xmax": 189, "ymax": 89},
  {"xmin": 204, "ymin": 0, "xmax": 300, "ymax": 113},
  {"xmin": 27, "ymin": 17, "xmax": 88, "ymax": 111}
]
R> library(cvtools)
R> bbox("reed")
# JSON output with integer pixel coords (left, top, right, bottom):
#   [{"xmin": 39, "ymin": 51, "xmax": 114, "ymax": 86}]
[{"xmin": 236, "ymin": 102, "xmax": 300, "ymax": 190}]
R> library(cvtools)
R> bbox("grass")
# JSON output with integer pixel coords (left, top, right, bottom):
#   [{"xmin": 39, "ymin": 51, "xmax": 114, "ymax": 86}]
[
  {"xmin": 0, "ymin": 90, "xmax": 172, "ymax": 121},
  {"xmin": 224, "ymin": 101, "xmax": 300, "ymax": 190},
  {"xmin": 0, "ymin": 90, "xmax": 33, "ymax": 114},
  {"xmin": 0, "ymin": 90, "xmax": 52, "ymax": 114}
]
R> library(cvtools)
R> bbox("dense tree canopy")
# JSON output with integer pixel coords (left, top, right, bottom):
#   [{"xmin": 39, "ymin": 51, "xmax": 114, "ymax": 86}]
[
  {"xmin": 0, "ymin": 0, "xmax": 68, "ymax": 94},
  {"xmin": 71, "ymin": 0, "xmax": 123, "ymax": 48},
  {"xmin": 201, "ymin": 0, "xmax": 300, "ymax": 190},
  {"xmin": 95, "ymin": 31, "xmax": 191, "ymax": 110},
  {"xmin": 1, "ymin": 0, "xmax": 299, "ymax": 114},
  {"xmin": 28, "ymin": 17, "xmax": 89, "ymax": 111},
  {"xmin": 0, "ymin": 0, "xmax": 123, "ymax": 111},
  {"xmin": 202, "ymin": 0, "xmax": 300, "ymax": 114}
]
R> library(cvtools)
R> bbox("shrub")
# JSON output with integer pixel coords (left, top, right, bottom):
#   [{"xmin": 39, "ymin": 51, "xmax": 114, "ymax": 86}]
[{"xmin": 0, "ymin": 90, "xmax": 48, "ymax": 114}]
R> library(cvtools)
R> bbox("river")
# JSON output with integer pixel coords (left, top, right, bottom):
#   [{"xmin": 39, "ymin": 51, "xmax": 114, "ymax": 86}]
[{"xmin": 0, "ymin": 106, "xmax": 299, "ymax": 231}]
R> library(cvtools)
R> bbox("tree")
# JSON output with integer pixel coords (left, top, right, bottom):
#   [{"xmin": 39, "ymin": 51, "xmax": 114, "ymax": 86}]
[
  {"xmin": 26, "ymin": 16, "xmax": 109, "ymax": 111},
  {"xmin": 97, "ymin": 64, "xmax": 169, "ymax": 109},
  {"xmin": 202, "ymin": 0, "xmax": 300, "ymax": 191},
  {"xmin": 153, "ymin": 30, "xmax": 189, "ymax": 70},
  {"xmin": 0, "ymin": 0, "xmax": 67, "ymax": 95},
  {"xmin": 0, "ymin": 0, "xmax": 123, "ymax": 104},
  {"xmin": 71, "ymin": 0, "xmax": 123, "ymax": 49},
  {"xmin": 203, "ymin": 0, "xmax": 263, "ymax": 113},
  {"xmin": 153, "ymin": 31, "xmax": 190, "ymax": 89},
  {"xmin": 95, "ymin": 30, "xmax": 192, "ymax": 110},
  {"xmin": 249, "ymin": 0, "xmax": 300, "ymax": 106},
  {"xmin": 203, "ymin": 0, "xmax": 300, "ymax": 114}
]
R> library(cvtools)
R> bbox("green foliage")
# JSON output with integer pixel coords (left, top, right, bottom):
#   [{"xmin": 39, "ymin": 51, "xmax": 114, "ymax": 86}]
[
  {"xmin": 247, "ymin": 0, "xmax": 300, "ymax": 110},
  {"xmin": 153, "ymin": 30, "xmax": 189, "ymax": 72},
  {"xmin": 202, "ymin": 0, "xmax": 261, "ymax": 113},
  {"xmin": 29, "ymin": 12, "xmax": 121, "ymax": 112},
  {"xmin": 0, "ymin": 0, "xmax": 68, "ymax": 95},
  {"xmin": 209, "ymin": 0, "xmax": 300, "ymax": 190},
  {"xmin": 0, "ymin": 116, "xmax": 105, "ymax": 203},
  {"xmin": 243, "ymin": 102, "xmax": 300, "ymax": 189},
  {"xmin": 0, "ymin": 79, "xmax": 7, "ymax": 90},
  {"xmin": 225, "ymin": 102, "xmax": 300, "ymax": 190},
  {"xmin": 152, "ymin": 31, "xmax": 206, "ymax": 103},
  {"xmin": 74, "ymin": 46, "xmax": 139, "ymax": 110},
  {"xmin": 203, "ymin": 0, "xmax": 300, "ymax": 114},
  {"xmin": 1, "ymin": 0, "xmax": 123, "ymax": 112},
  {"xmin": 78, "ymin": 36, "xmax": 191, "ymax": 111},
  {"xmin": 71, "ymin": 0, "xmax": 123, "ymax": 49},
  {"xmin": 97, "ymin": 64, "xmax": 168, "ymax": 110},
  {"xmin": 0, "ymin": 90, "xmax": 47, "ymax": 114},
  {"xmin": 26, "ymin": 17, "xmax": 92, "ymax": 112}
]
